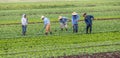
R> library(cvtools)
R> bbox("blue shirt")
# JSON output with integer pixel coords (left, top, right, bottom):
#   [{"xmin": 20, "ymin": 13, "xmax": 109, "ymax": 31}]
[
  {"xmin": 85, "ymin": 15, "xmax": 94, "ymax": 25},
  {"xmin": 43, "ymin": 17, "xmax": 50, "ymax": 26},
  {"xmin": 72, "ymin": 14, "xmax": 80, "ymax": 25},
  {"xmin": 59, "ymin": 17, "xmax": 68, "ymax": 24}
]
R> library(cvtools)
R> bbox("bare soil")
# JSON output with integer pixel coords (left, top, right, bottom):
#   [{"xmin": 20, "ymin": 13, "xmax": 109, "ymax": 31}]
[{"xmin": 57, "ymin": 51, "xmax": 120, "ymax": 58}]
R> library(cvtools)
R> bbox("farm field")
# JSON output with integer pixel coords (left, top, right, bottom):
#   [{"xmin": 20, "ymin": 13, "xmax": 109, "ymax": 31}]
[
  {"xmin": 0, "ymin": 20, "xmax": 120, "ymax": 58},
  {"xmin": 0, "ymin": 32, "xmax": 120, "ymax": 58},
  {"xmin": 0, "ymin": 0, "xmax": 120, "ymax": 58},
  {"xmin": 0, "ymin": 0, "xmax": 120, "ymax": 24},
  {"xmin": 0, "ymin": 20, "xmax": 120, "ymax": 38}
]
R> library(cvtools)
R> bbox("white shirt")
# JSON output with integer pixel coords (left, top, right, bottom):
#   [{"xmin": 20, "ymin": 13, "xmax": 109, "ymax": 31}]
[{"xmin": 21, "ymin": 18, "xmax": 28, "ymax": 26}]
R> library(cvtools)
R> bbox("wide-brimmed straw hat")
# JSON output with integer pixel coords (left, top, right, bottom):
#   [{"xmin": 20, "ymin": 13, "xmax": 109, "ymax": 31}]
[
  {"xmin": 58, "ymin": 16, "xmax": 62, "ymax": 20},
  {"xmin": 41, "ymin": 15, "xmax": 45, "ymax": 19},
  {"xmin": 83, "ymin": 13, "xmax": 87, "ymax": 16},
  {"xmin": 72, "ymin": 12, "xmax": 77, "ymax": 15}
]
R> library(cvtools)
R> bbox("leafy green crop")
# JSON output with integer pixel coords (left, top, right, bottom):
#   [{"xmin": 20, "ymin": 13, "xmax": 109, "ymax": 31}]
[
  {"xmin": 0, "ymin": 20, "xmax": 120, "ymax": 57},
  {"xmin": 0, "ymin": 31, "xmax": 120, "ymax": 58},
  {"xmin": 0, "ymin": 20, "xmax": 120, "ymax": 38},
  {"xmin": 0, "ymin": 0, "xmax": 120, "ymax": 58},
  {"xmin": 0, "ymin": 0, "xmax": 120, "ymax": 24}
]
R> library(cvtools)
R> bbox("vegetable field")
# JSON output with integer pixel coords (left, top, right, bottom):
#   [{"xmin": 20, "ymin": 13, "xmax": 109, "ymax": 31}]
[
  {"xmin": 0, "ymin": 0, "xmax": 120, "ymax": 24},
  {"xmin": 0, "ymin": 0, "xmax": 120, "ymax": 58}
]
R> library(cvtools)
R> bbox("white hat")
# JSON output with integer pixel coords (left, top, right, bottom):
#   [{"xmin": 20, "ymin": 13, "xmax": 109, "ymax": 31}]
[
  {"xmin": 41, "ymin": 15, "xmax": 45, "ymax": 19},
  {"xmin": 72, "ymin": 12, "xmax": 77, "ymax": 15},
  {"xmin": 58, "ymin": 16, "xmax": 62, "ymax": 20},
  {"xmin": 22, "ymin": 14, "xmax": 26, "ymax": 18}
]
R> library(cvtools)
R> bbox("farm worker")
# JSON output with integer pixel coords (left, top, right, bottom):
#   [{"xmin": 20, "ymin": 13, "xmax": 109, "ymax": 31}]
[
  {"xmin": 72, "ymin": 12, "xmax": 80, "ymax": 33},
  {"xmin": 83, "ymin": 13, "xmax": 94, "ymax": 34},
  {"xmin": 58, "ymin": 16, "xmax": 68, "ymax": 31},
  {"xmin": 21, "ymin": 14, "xmax": 28, "ymax": 36},
  {"xmin": 41, "ymin": 16, "xmax": 52, "ymax": 35}
]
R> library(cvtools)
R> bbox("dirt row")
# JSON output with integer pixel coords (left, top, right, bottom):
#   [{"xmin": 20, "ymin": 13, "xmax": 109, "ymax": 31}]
[
  {"xmin": 0, "ymin": 18, "xmax": 120, "ymax": 26},
  {"xmin": 57, "ymin": 51, "xmax": 120, "ymax": 58}
]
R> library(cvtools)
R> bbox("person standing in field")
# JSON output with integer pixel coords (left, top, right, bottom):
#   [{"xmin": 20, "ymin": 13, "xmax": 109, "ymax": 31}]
[
  {"xmin": 21, "ymin": 14, "xmax": 28, "ymax": 36},
  {"xmin": 41, "ymin": 16, "xmax": 52, "ymax": 35},
  {"xmin": 58, "ymin": 16, "xmax": 68, "ymax": 31},
  {"xmin": 83, "ymin": 13, "xmax": 94, "ymax": 34},
  {"xmin": 72, "ymin": 12, "xmax": 80, "ymax": 33}
]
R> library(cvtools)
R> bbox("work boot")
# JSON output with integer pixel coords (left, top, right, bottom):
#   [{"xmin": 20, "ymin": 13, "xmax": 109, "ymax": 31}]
[
  {"xmin": 61, "ymin": 28, "xmax": 63, "ymax": 31},
  {"xmin": 50, "ymin": 32, "xmax": 52, "ymax": 35},
  {"xmin": 45, "ymin": 32, "xmax": 48, "ymax": 35}
]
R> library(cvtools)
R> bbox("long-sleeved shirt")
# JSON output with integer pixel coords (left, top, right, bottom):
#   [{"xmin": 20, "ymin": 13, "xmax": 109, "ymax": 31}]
[
  {"xmin": 21, "ymin": 18, "xmax": 28, "ymax": 26},
  {"xmin": 72, "ymin": 14, "xmax": 80, "ymax": 25},
  {"xmin": 43, "ymin": 17, "xmax": 50, "ymax": 27},
  {"xmin": 84, "ymin": 15, "xmax": 94, "ymax": 25},
  {"xmin": 59, "ymin": 17, "xmax": 68, "ymax": 24}
]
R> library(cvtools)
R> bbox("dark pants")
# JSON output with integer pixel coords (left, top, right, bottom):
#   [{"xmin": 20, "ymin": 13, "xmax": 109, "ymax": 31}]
[
  {"xmin": 73, "ymin": 24, "xmax": 78, "ymax": 33},
  {"xmin": 86, "ymin": 24, "xmax": 92, "ymax": 34},
  {"xmin": 22, "ymin": 25, "xmax": 27, "ymax": 35}
]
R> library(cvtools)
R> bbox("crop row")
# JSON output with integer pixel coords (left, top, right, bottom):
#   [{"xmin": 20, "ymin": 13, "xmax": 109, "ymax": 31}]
[
  {"xmin": 0, "ymin": 20, "xmax": 120, "ymax": 39},
  {"xmin": 0, "ymin": 0, "xmax": 120, "ymax": 10},
  {"xmin": 0, "ymin": 31, "xmax": 120, "ymax": 58},
  {"xmin": 0, "ymin": 0, "xmax": 120, "ymax": 24}
]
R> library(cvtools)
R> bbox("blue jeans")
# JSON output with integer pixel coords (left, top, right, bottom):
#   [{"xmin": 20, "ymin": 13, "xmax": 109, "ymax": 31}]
[
  {"xmin": 73, "ymin": 24, "xmax": 78, "ymax": 33},
  {"xmin": 86, "ymin": 24, "xmax": 92, "ymax": 34},
  {"xmin": 22, "ymin": 25, "xmax": 27, "ymax": 35}
]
